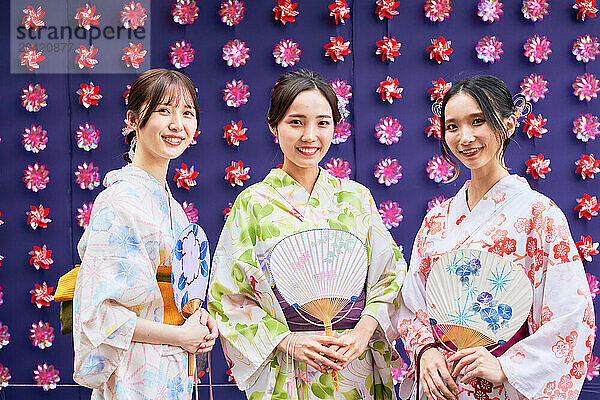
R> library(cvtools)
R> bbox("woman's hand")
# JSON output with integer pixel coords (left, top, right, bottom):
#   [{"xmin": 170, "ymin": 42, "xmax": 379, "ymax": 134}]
[
  {"xmin": 197, "ymin": 309, "xmax": 219, "ymax": 353},
  {"xmin": 178, "ymin": 308, "xmax": 211, "ymax": 353},
  {"xmin": 335, "ymin": 315, "xmax": 379, "ymax": 369},
  {"xmin": 277, "ymin": 333, "xmax": 348, "ymax": 373},
  {"xmin": 420, "ymin": 347, "xmax": 459, "ymax": 400},
  {"xmin": 448, "ymin": 346, "xmax": 507, "ymax": 385}
]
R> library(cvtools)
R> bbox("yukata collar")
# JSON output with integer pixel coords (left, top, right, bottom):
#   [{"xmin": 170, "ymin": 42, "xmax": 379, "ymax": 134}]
[
  {"xmin": 457, "ymin": 174, "xmax": 530, "ymax": 212},
  {"xmin": 103, "ymin": 164, "xmax": 174, "ymax": 198},
  {"xmin": 263, "ymin": 166, "xmax": 329, "ymax": 195}
]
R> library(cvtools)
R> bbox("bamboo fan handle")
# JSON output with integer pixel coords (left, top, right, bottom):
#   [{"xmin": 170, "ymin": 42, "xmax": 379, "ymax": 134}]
[
  {"xmin": 183, "ymin": 299, "xmax": 203, "ymax": 377},
  {"xmin": 323, "ymin": 321, "xmax": 340, "ymax": 392}
]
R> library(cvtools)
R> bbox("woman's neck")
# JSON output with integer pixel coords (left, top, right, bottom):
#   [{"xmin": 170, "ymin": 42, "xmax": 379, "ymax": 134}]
[
  {"xmin": 282, "ymin": 163, "xmax": 319, "ymax": 194},
  {"xmin": 467, "ymin": 166, "xmax": 509, "ymax": 211},
  {"xmin": 132, "ymin": 154, "xmax": 169, "ymax": 189}
]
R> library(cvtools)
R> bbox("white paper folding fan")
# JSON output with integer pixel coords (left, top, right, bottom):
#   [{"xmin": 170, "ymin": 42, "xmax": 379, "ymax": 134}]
[{"xmin": 426, "ymin": 249, "xmax": 533, "ymax": 352}]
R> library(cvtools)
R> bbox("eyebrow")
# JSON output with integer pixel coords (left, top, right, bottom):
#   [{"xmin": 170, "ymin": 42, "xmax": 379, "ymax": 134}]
[{"xmin": 286, "ymin": 113, "xmax": 332, "ymax": 119}]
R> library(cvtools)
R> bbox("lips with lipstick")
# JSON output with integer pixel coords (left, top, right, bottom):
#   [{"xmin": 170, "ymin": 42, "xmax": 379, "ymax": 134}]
[
  {"xmin": 162, "ymin": 134, "xmax": 186, "ymax": 146},
  {"xmin": 297, "ymin": 146, "xmax": 320, "ymax": 156},
  {"xmin": 460, "ymin": 146, "xmax": 483, "ymax": 157}
]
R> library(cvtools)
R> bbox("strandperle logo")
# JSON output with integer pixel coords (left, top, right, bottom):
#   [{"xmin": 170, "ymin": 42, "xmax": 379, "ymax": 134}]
[{"xmin": 11, "ymin": 1, "xmax": 151, "ymax": 74}]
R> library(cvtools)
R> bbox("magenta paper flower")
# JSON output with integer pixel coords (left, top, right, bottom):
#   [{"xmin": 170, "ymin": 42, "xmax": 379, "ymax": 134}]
[
  {"xmin": 0, "ymin": 323, "xmax": 9, "ymax": 348},
  {"xmin": 77, "ymin": 82, "xmax": 102, "ymax": 108},
  {"xmin": 223, "ymin": 202, "xmax": 234, "ymax": 220},
  {"xmin": 426, "ymin": 116, "xmax": 442, "ymax": 140},
  {"xmin": 578, "ymin": 237, "xmax": 599, "ymax": 262},
  {"xmin": 223, "ymin": 79, "xmax": 250, "ymax": 108},
  {"xmin": 572, "ymin": 35, "xmax": 600, "ymax": 63},
  {"xmin": 573, "ymin": 113, "xmax": 600, "ymax": 142},
  {"xmin": 329, "ymin": 0, "xmax": 350, "ymax": 24},
  {"xmin": 273, "ymin": 39, "xmax": 301, "ymax": 67},
  {"xmin": 120, "ymin": 1, "xmax": 147, "ymax": 29},
  {"xmin": 219, "ymin": 0, "xmax": 246, "ymax": 26},
  {"xmin": 223, "ymin": 120, "xmax": 248, "ymax": 146},
  {"xmin": 75, "ymin": 45, "xmax": 98, "ymax": 69},
  {"xmin": 22, "ymin": 124, "xmax": 48, "ymax": 153},
  {"xmin": 521, "ymin": 0, "xmax": 549, "ymax": 21},
  {"xmin": 427, "ymin": 155, "xmax": 455, "ymax": 183},
  {"xmin": 23, "ymin": 164, "xmax": 49, "ymax": 192},
  {"xmin": 19, "ymin": 44, "xmax": 45, "ymax": 71},
  {"xmin": 324, "ymin": 36, "xmax": 351, "ymax": 62},
  {"xmin": 30, "ymin": 321, "xmax": 54, "ymax": 349},
  {"xmin": 225, "ymin": 160, "xmax": 250, "ymax": 187},
  {"xmin": 75, "ymin": 4, "xmax": 100, "ymax": 29},
  {"xmin": 29, "ymin": 245, "xmax": 53, "ymax": 270},
  {"xmin": 587, "ymin": 356, "xmax": 600, "ymax": 381},
  {"xmin": 375, "ymin": 0, "xmax": 400, "ymax": 20},
  {"xmin": 375, "ymin": 116, "xmax": 403, "ymax": 145},
  {"xmin": 575, "ymin": 193, "xmax": 599, "ymax": 220},
  {"xmin": 21, "ymin": 84, "xmax": 48, "ymax": 112},
  {"xmin": 332, "ymin": 118, "xmax": 351, "ymax": 144},
  {"xmin": 22, "ymin": 6, "xmax": 45, "ymax": 29},
  {"xmin": 575, "ymin": 154, "xmax": 600, "ymax": 179},
  {"xmin": 223, "ymin": 39, "xmax": 250, "ymax": 68},
  {"xmin": 427, "ymin": 195, "xmax": 447, "ymax": 211},
  {"xmin": 0, "ymin": 363, "xmax": 9, "ymax": 388},
  {"xmin": 427, "ymin": 36, "xmax": 453, "ymax": 63},
  {"xmin": 525, "ymin": 154, "xmax": 551, "ymax": 179},
  {"xmin": 587, "ymin": 273, "xmax": 600, "ymax": 297},
  {"xmin": 76, "ymin": 202, "xmax": 93, "ymax": 228},
  {"xmin": 182, "ymin": 201, "xmax": 199, "ymax": 223},
  {"xmin": 169, "ymin": 40, "xmax": 195, "ymax": 69},
  {"xmin": 522, "ymin": 114, "xmax": 548, "ymax": 139},
  {"xmin": 428, "ymin": 78, "xmax": 452, "ymax": 103},
  {"xmin": 478, "ymin": 0, "xmax": 503, "ymax": 22},
  {"xmin": 330, "ymin": 79, "xmax": 353, "ymax": 109},
  {"xmin": 378, "ymin": 201, "xmax": 404, "ymax": 229},
  {"xmin": 374, "ymin": 157, "xmax": 403, "ymax": 186},
  {"xmin": 76, "ymin": 123, "xmax": 100, "ymax": 151},
  {"xmin": 122, "ymin": 43, "xmax": 147, "ymax": 69},
  {"xmin": 573, "ymin": 0, "xmax": 598, "ymax": 21},
  {"xmin": 75, "ymin": 162, "xmax": 100, "ymax": 190},
  {"xmin": 30, "ymin": 282, "xmax": 54, "ymax": 309},
  {"xmin": 27, "ymin": 205, "xmax": 52, "ymax": 230},
  {"xmin": 391, "ymin": 358, "xmax": 409, "ymax": 384},
  {"xmin": 524, "ymin": 35, "xmax": 551, "ymax": 63},
  {"xmin": 273, "ymin": 1, "xmax": 299, "ymax": 25},
  {"xmin": 377, "ymin": 76, "xmax": 403, "ymax": 104},
  {"xmin": 425, "ymin": 0, "xmax": 452, "ymax": 22},
  {"xmin": 573, "ymin": 73, "xmax": 600, "ymax": 102},
  {"xmin": 476, "ymin": 35, "xmax": 503, "ymax": 63},
  {"xmin": 376, "ymin": 36, "xmax": 401, "ymax": 62},
  {"xmin": 172, "ymin": 0, "xmax": 199, "ymax": 24},
  {"xmin": 173, "ymin": 163, "xmax": 199, "ymax": 190},
  {"xmin": 0, "ymin": 288, "xmax": 3, "ymax": 306},
  {"xmin": 324, "ymin": 157, "xmax": 351, "ymax": 179},
  {"xmin": 519, "ymin": 73, "xmax": 548, "ymax": 103},
  {"xmin": 34, "ymin": 363, "xmax": 59, "ymax": 391}
]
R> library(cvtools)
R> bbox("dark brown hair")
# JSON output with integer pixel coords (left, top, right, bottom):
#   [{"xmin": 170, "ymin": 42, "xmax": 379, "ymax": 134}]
[
  {"xmin": 124, "ymin": 68, "xmax": 200, "ymax": 162},
  {"xmin": 267, "ymin": 69, "xmax": 341, "ymax": 131}
]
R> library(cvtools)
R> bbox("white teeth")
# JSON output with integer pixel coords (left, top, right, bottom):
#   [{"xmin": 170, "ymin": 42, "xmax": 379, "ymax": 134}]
[
  {"xmin": 163, "ymin": 137, "xmax": 183, "ymax": 145},
  {"xmin": 462, "ymin": 148, "xmax": 479, "ymax": 155},
  {"xmin": 298, "ymin": 148, "xmax": 318, "ymax": 155}
]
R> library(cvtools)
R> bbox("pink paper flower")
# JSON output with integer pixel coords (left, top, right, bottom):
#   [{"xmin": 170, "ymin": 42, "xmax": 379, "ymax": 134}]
[
  {"xmin": 21, "ymin": 84, "xmax": 48, "ymax": 112},
  {"xmin": 575, "ymin": 193, "xmax": 599, "ymax": 220},
  {"xmin": 0, "ymin": 323, "xmax": 9, "ymax": 348},
  {"xmin": 477, "ymin": 0, "xmax": 503, "ymax": 22},
  {"xmin": 525, "ymin": 154, "xmax": 551, "ymax": 179},
  {"xmin": 75, "ymin": 45, "xmax": 98, "ymax": 69},
  {"xmin": 521, "ymin": 0, "xmax": 549, "ymax": 21},
  {"xmin": 523, "ymin": 114, "xmax": 548, "ymax": 139},
  {"xmin": 573, "ymin": 0, "xmax": 598, "ymax": 21},
  {"xmin": 225, "ymin": 160, "xmax": 251, "ymax": 186},
  {"xmin": 22, "ymin": 124, "xmax": 48, "ymax": 153},
  {"xmin": 391, "ymin": 358, "xmax": 409, "ymax": 384},
  {"xmin": 75, "ymin": 162, "xmax": 100, "ymax": 190},
  {"xmin": 587, "ymin": 273, "xmax": 600, "ymax": 298},
  {"xmin": 223, "ymin": 202, "xmax": 234, "ymax": 220},
  {"xmin": 22, "ymin": 6, "xmax": 45, "ymax": 29},
  {"xmin": 573, "ymin": 73, "xmax": 600, "ymax": 102},
  {"xmin": 332, "ymin": 118, "xmax": 351, "ymax": 144},
  {"xmin": 476, "ymin": 35, "xmax": 503, "ymax": 63},
  {"xmin": 427, "ymin": 155, "xmax": 455, "ymax": 183},
  {"xmin": 375, "ymin": 0, "xmax": 400, "ymax": 20},
  {"xmin": 575, "ymin": 154, "xmax": 600, "ymax": 179},
  {"xmin": 0, "ymin": 212, "xmax": 3, "ymax": 226},
  {"xmin": 587, "ymin": 356, "xmax": 600, "ymax": 381},
  {"xmin": 0, "ymin": 287, "xmax": 3, "ymax": 305},
  {"xmin": 427, "ymin": 195, "xmax": 447, "ymax": 211},
  {"xmin": 223, "ymin": 79, "xmax": 250, "ymax": 107},
  {"xmin": 30, "ymin": 283, "xmax": 54, "ymax": 309},
  {"xmin": 76, "ymin": 202, "xmax": 93, "ymax": 228},
  {"xmin": 376, "ymin": 36, "xmax": 402, "ymax": 62},
  {"xmin": 123, "ymin": 84, "xmax": 131, "ymax": 105},
  {"xmin": 174, "ymin": 163, "xmax": 199, "ymax": 190},
  {"xmin": 428, "ymin": 78, "xmax": 452, "ymax": 103},
  {"xmin": 329, "ymin": 0, "xmax": 350, "ymax": 24},
  {"xmin": 425, "ymin": 0, "xmax": 452, "ymax": 22},
  {"xmin": 375, "ymin": 116, "xmax": 403, "ymax": 145},
  {"xmin": 374, "ymin": 157, "xmax": 403, "ymax": 186},
  {"xmin": 219, "ymin": 0, "xmax": 246, "ymax": 26},
  {"xmin": 30, "ymin": 321, "xmax": 54, "ymax": 349},
  {"xmin": 182, "ymin": 201, "xmax": 199, "ymax": 223},
  {"xmin": 524, "ymin": 35, "xmax": 551, "ymax": 63},
  {"xmin": 77, "ymin": 82, "xmax": 102, "ymax": 108},
  {"xmin": 324, "ymin": 36, "xmax": 351, "ymax": 62},
  {"xmin": 273, "ymin": 39, "xmax": 301, "ymax": 67},
  {"xmin": 223, "ymin": 39, "xmax": 250, "ymax": 67},
  {"xmin": 0, "ymin": 363, "xmax": 9, "ymax": 388},
  {"xmin": 29, "ymin": 245, "xmax": 53, "ymax": 270},
  {"xmin": 34, "ymin": 363, "xmax": 59, "ymax": 391},
  {"xmin": 578, "ymin": 237, "xmax": 599, "ymax": 262},
  {"xmin": 573, "ymin": 113, "xmax": 600, "ymax": 142},
  {"xmin": 273, "ymin": 1, "xmax": 298, "ymax": 25},
  {"xmin": 172, "ymin": 0, "xmax": 199, "ymax": 24},
  {"xmin": 169, "ymin": 40, "xmax": 195, "ymax": 69},
  {"xmin": 223, "ymin": 120, "xmax": 248, "ymax": 146},
  {"xmin": 27, "ymin": 205, "xmax": 52, "ymax": 230},
  {"xmin": 379, "ymin": 201, "xmax": 404, "ymax": 229},
  {"xmin": 120, "ymin": 1, "xmax": 147, "ymax": 29},
  {"xmin": 122, "ymin": 43, "xmax": 147, "ymax": 69},
  {"xmin": 75, "ymin": 4, "xmax": 100, "ymax": 30},
  {"xmin": 76, "ymin": 123, "xmax": 100, "ymax": 151},
  {"xmin": 324, "ymin": 157, "xmax": 351, "ymax": 179},
  {"xmin": 519, "ymin": 73, "xmax": 548, "ymax": 103},
  {"xmin": 19, "ymin": 44, "xmax": 45, "ymax": 71},
  {"xmin": 572, "ymin": 35, "xmax": 600, "ymax": 63},
  {"xmin": 426, "ymin": 115, "xmax": 442, "ymax": 140},
  {"xmin": 377, "ymin": 76, "xmax": 403, "ymax": 104},
  {"xmin": 23, "ymin": 164, "xmax": 49, "ymax": 192},
  {"xmin": 427, "ymin": 36, "xmax": 453, "ymax": 63},
  {"xmin": 330, "ymin": 79, "xmax": 353, "ymax": 109}
]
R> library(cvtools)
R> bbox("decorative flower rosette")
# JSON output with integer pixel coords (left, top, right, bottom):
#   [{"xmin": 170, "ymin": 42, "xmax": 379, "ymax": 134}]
[
  {"xmin": 223, "ymin": 79, "xmax": 250, "ymax": 107},
  {"xmin": 374, "ymin": 157, "xmax": 403, "ymax": 186},
  {"xmin": 425, "ymin": 0, "xmax": 452, "ymax": 22},
  {"xmin": 122, "ymin": 43, "xmax": 147, "ymax": 69},
  {"xmin": 22, "ymin": 124, "xmax": 48, "ymax": 153},
  {"xmin": 324, "ymin": 36, "xmax": 351, "ymax": 62},
  {"xmin": 477, "ymin": 0, "xmax": 503, "ymax": 22},
  {"xmin": 573, "ymin": 113, "xmax": 599, "ymax": 142},
  {"xmin": 19, "ymin": 45, "xmax": 45, "ymax": 71},
  {"xmin": 120, "ymin": 1, "xmax": 147, "ymax": 29},
  {"xmin": 375, "ymin": 0, "xmax": 400, "ymax": 20},
  {"xmin": 273, "ymin": 1, "xmax": 298, "ymax": 25},
  {"xmin": 75, "ymin": 4, "xmax": 100, "ymax": 29},
  {"xmin": 33, "ymin": 363, "xmax": 59, "ymax": 391},
  {"xmin": 523, "ymin": 114, "xmax": 548, "ymax": 139},
  {"xmin": 524, "ymin": 35, "xmax": 551, "ymax": 63},
  {"xmin": 572, "ymin": 35, "xmax": 600, "ymax": 63},
  {"xmin": 573, "ymin": 73, "xmax": 600, "ymax": 102},
  {"xmin": 521, "ymin": 0, "xmax": 549, "ymax": 22},
  {"xmin": 225, "ymin": 160, "xmax": 250, "ymax": 186},
  {"xmin": 525, "ymin": 154, "xmax": 551, "ymax": 179},
  {"xmin": 378, "ymin": 200, "xmax": 403, "ymax": 229},
  {"xmin": 519, "ymin": 73, "xmax": 548, "ymax": 103},
  {"xmin": 22, "ymin": 6, "xmax": 45, "ymax": 29},
  {"xmin": 329, "ymin": 0, "xmax": 350, "ymax": 24},
  {"xmin": 76, "ymin": 202, "xmax": 93, "ymax": 228},
  {"xmin": 182, "ymin": 201, "xmax": 199, "ymax": 223},
  {"xmin": 223, "ymin": 120, "xmax": 248, "ymax": 146},
  {"xmin": 324, "ymin": 157, "xmax": 351, "ymax": 179},
  {"xmin": 375, "ymin": 116, "xmax": 403, "ymax": 145},
  {"xmin": 575, "ymin": 154, "xmax": 600, "ymax": 179},
  {"xmin": 575, "ymin": 193, "xmax": 599, "ymax": 220},
  {"xmin": 27, "ymin": 205, "xmax": 52, "ymax": 230},
  {"xmin": 174, "ymin": 163, "xmax": 199, "ymax": 190},
  {"xmin": 376, "ymin": 36, "xmax": 401, "ymax": 62},
  {"xmin": 172, "ymin": 0, "xmax": 199, "ymax": 25},
  {"xmin": 273, "ymin": 39, "xmax": 301, "ymax": 67},
  {"xmin": 23, "ymin": 164, "xmax": 49, "ymax": 192},
  {"xmin": 332, "ymin": 119, "xmax": 351, "ymax": 144},
  {"xmin": 427, "ymin": 155, "xmax": 455, "ymax": 183},
  {"xmin": 170, "ymin": 41, "xmax": 195, "ymax": 69},
  {"xmin": 476, "ymin": 35, "xmax": 503, "ymax": 63},
  {"xmin": 219, "ymin": 0, "xmax": 246, "ymax": 26},
  {"xmin": 30, "ymin": 321, "xmax": 55, "ymax": 349},
  {"xmin": 75, "ymin": 162, "xmax": 100, "ymax": 190},
  {"xmin": 77, "ymin": 82, "xmax": 102, "ymax": 108},
  {"xmin": 21, "ymin": 84, "xmax": 48, "ymax": 112},
  {"xmin": 377, "ymin": 76, "xmax": 403, "ymax": 104},
  {"xmin": 75, "ymin": 45, "xmax": 99, "ymax": 69},
  {"xmin": 76, "ymin": 123, "xmax": 100, "ymax": 151},
  {"xmin": 427, "ymin": 36, "xmax": 453, "ymax": 63}
]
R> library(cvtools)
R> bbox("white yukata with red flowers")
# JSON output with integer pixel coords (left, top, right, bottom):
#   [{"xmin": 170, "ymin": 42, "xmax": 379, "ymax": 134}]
[{"xmin": 397, "ymin": 175, "xmax": 595, "ymax": 400}]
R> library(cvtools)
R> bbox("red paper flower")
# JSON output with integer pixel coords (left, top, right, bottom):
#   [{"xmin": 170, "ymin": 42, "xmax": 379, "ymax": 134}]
[
  {"xmin": 27, "ymin": 205, "xmax": 52, "ymax": 230},
  {"xmin": 219, "ymin": 0, "xmax": 246, "ymax": 26},
  {"xmin": 379, "ymin": 200, "xmax": 403, "ymax": 229},
  {"xmin": 523, "ymin": 114, "xmax": 548, "ymax": 139},
  {"xmin": 375, "ymin": 0, "xmax": 400, "ymax": 20},
  {"xmin": 222, "ymin": 39, "xmax": 250, "ymax": 68},
  {"xmin": 324, "ymin": 157, "xmax": 352, "ymax": 179},
  {"xmin": 77, "ymin": 82, "xmax": 102, "ymax": 108},
  {"xmin": 376, "ymin": 36, "xmax": 402, "ymax": 62},
  {"xmin": 519, "ymin": 73, "xmax": 548, "ymax": 103},
  {"xmin": 0, "ymin": 323, "xmax": 9, "ymax": 348},
  {"xmin": 29, "ymin": 321, "xmax": 55, "ymax": 349},
  {"xmin": 223, "ymin": 202, "xmax": 234, "ymax": 220},
  {"xmin": 76, "ymin": 123, "xmax": 100, "ymax": 151},
  {"xmin": 33, "ymin": 363, "xmax": 59, "ymax": 391},
  {"xmin": 521, "ymin": 0, "xmax": 549, "ymax": 22},
  {"xmin": 23, "ymin": 164, "xmax": 49, "ymax": 192},
  {"xmin": 172, "ymin": 0, "xmax": 199, "ymax": 25},
  {"xmin": 182, "ymin": 201, "xmax": 199, "ymax": 223},
  {"xmin": 273, "ymin": 1, "xmax": 298, "ymax": 25},
  {"xmin": 75, "ymin": 162, "xmax": 100, "ymax": 190},
  {"xmin": 75, "ymin": 4, "xmax": 100, "ymax": 30},
  {"xmin": 426, "ymin": 115, "xmax": 442, "ymax": 139},
  {"xmin": 22, "ymin": 124, "xmax": 48, "ymax": 153},
  {"xmin": 573, "ymin": 0, "xmax": 597, "ymax": 21},
  {"xmin": 122, "ymin": 43, "xmax": 147, "ymax": 69},
  {"xmin": 575, "ymin": 193, "xmax": 599, "ymax": 220},
  {"xmin": 225, "ymin": 160, "xmax": 251, "ymax": 187},
  {"xmin": 29, "ymin": 245, "xmax": 53, "ymax": 270},
  {"xmin": 223, "ymin": 79, "xmax": 250, "ymax": 107},
  {"xmin": 223, "ymin": 120, "xmax": 248, "ymax": 146},
  {"xmin": 476, "ymin": 35, "xmax": 503, "ymax": 63},
  {"xmin": 76, "ymin": 202, "xmax": 93, "ymax": 228},
  {"xmin": 575, "ymin": 154, "xmax": 600, "ymax": 179},
  {"xmin": 427, "ymin": 36, "xmax": 453, "ymax": 63},
  {"xmin": 525, "ymin": 154, "xmax": 551, "ymax": 179},
  {"xmin": 573, "ymin": 73, "xmax": 600, "ymax": 102},
  {"xmin": 375, "ymin": 116, "xmax": 403, "ymax": 145},
  {"xmin": 120, "ymin": 1, "xmax": 147, "ymax": 29},
  {"xmin": 428, "ymin": 78, "xmax": 452, "ymax": 103},
  {"xmin": 324, "ymin": 36, "xmax": 351, "ymax": 62},
  {"xmin": 332, "ymin": 118, "xmax": 351, "ymax": 144},
  {"xmin": 524, "ymin": 35, "xmax": 552, "ymax": 63},
  {"xmin": 572, "ymin": 35, "xmax": 600, "ymax": 63},
  {"xmin": 19, "ymin": 45, "xmax": 45, "ymax": 71},
  {"xmin": 174, "ymin": 163, "xmax": 199, "ymax": 190},
  {"xmin": 30, "ymin": 282, "xmax": 54, "ymax": 308},
  {"xmin": 478, "ymin": 0, "xmax": 504, "ymax": 22},
  {"xmin": 22, "ymin": 6, "xmax": 45, "ymax": 29},
  {"xmin": 329, "ymin": 0, "xmax": 350, "ymax": 24},
  {"xmin": 374, "ymin": 157, "xmax": 403, "ymax": 186},
  {"xmin": 75, "ymin": 45, "xmax": 99, "ymax": 69},
  {"xmin": 377, "ymin": 76, "xmax": 403, "ymax": 104},
  {"xmin": 573, "ymin": 113, "xmax": 600, "ymax": 142},
  {"xmin": 21, "ymin": 84, "xmax": 48, "ymax": 112},
  {"xmin": 576, "ymin": 235, "xmax": 599, "ymax": 262},
  {"xmin": 123, "ymin": 85, "xmax": 131, "ymax": 105},
  {"xmin": 169, "ymin": 40, "xmax": 195, "ymax": 69},
  {"xmin": 425, "ymin": 0, "xmax": 452, "ymax": 22},
  {"xmin": 273, "ymin": 39, "xmax": 301, "ymax": 67}
]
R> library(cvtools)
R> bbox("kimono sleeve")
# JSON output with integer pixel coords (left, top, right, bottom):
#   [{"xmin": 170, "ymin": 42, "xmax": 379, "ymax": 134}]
[
  {"xmin": 72, "ymin": 190, "xmax": 155, "ymax": 389},
  {"xmin": 498, "ymin": 202, "xmax": 595, "ymax": 399}
]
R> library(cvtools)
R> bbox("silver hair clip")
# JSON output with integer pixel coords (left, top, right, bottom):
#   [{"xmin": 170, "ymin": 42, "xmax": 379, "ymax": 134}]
[{"xmin": 512, "ymin": 94, "xmax": 532, "ymax": 127}]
